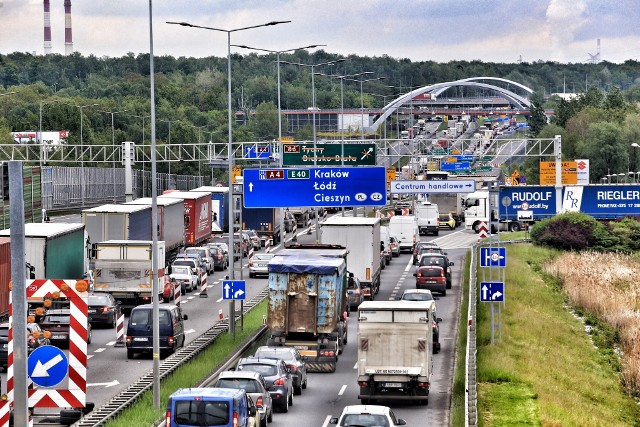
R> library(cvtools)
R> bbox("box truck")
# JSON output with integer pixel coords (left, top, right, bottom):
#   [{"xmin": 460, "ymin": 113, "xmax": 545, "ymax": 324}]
[
  {"xmin": 82, "ymin": 204, "xmax": 152, "ymax": 254},
  {"xmin": 159, "ymin": 191, "xmax": 212, "ymax": 246}
]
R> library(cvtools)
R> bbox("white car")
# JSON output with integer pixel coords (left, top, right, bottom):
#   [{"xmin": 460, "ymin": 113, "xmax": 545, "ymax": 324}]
[
  {"xmin": 400, "ymin": 288, "xmax": 438, "ymax": 318},
  {"xmin": 184, "ymin": 247, "xmax": 214, "ymax": 274},
  {"xmin": 249, "ymin": 253, "xmax": 274, "ymax": 278},
  {"xmin": 329, "ymin": 405, "xmax": 407, "ymax": 426},
  {"xmin": 169, "ymin": 265, "xmax": 198, "ymax": 293}
]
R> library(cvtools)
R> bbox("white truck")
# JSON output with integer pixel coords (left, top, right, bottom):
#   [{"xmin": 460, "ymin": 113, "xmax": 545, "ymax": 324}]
[
  {"xmin": 93, "ymin": 240, "xmax": 165, "ymax": 310},
  {"xmin": 357, "ymin": 300, "xmax": 435, "ymax": 405},
  {"xmin": 463, "ymin": 189, "xmax": 527, "ymax": 233},
  {"xmin": 426, "ymin": 193, "xmax": 467, "ymax": 227},
  {"xmin": 414, "ymin": 202, "xmax": 440, "ymax": 236},
  {"xmin": 321, "ymin": 217, "xmax": 382, "ymax": 300},
  {"xmin": 388, "ymin": 215, "xmax": 419, "ymax": 253}
]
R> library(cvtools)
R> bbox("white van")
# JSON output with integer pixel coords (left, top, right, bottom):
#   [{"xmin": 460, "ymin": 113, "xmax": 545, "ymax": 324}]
[
  {"xmin": 388, "ymin": 215, "xmax": 419, "ymax": 253},
  {"xmin": 379, "ymin": 225, "xmax": 392, "ymax": 265},
  {"xmin": 415, "ymin": 202, "xmax": 440, "ymax": 236}
]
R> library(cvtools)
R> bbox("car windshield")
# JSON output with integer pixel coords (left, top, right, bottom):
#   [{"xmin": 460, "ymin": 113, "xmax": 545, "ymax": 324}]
[
  {"xmin": 340, "ymin": 414, "xmax": 389, "ymax": 426},
  {"xmin": 173, "ymin": 260, "xmax": 195, "ymax": 268},
  {"xmin": 88, "ymin": 294, "xmax": 111, "ymax": 305},
  {"xmin": 420, "ymin": 257, "xmax": 445, "ymax": 267},
  {"xmin": 255, "ymin": 350, "xmax": 294, "ymax": 362},
  {"xmin": 237, "ymin": 363, "xmax": 277, "ymax": 376},
  {"xmin": 172, "ymin": 266, "xmax": 191, "ymax": 275},
  {"xmin": 174, "ymin": 400, "xmax": 229, "ymax": 426},
  {"xmin": 254, "ymin": 254, "xmax": 273, "ymax": 261},
  {"xmin": 43, "ymin": 314, "xmax": 69, "ymax": 323},
  {"xmin": 216, "ymin": 378, "xmax": 261, "ymax": 393},
  {"xmin": 403, "ymin": 292, "xmax": 434, "ymax": 301}
]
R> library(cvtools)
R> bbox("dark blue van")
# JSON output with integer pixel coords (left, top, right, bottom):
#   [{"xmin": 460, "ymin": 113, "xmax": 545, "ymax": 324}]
[
  {"xmin": 166, "ymin": 388, "xmax": 256, "ymax": 427},
  {"xmin": 125, "ymin": 304, "xmax": 188, "ymax": 359}
]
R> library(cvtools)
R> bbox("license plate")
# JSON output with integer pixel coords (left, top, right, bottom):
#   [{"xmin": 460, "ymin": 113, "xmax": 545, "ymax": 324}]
[
  {"xmin": 425, "ymin": 280, "xmax": 436, "ymax": 283},
  {"xmin": 88, "ymin": 309, "xmax": 97, "ymax": 314},
  {"xmin": 52, "ymin": 335, "xmax": 66, "ymax": 340},
  {"xmin": 384, "ymin": 382, "xmax": 403, "ymax": 388},
  {"xmin": 133, "ymin": 337, "xmax": 148, "ymax": 342},
  {"xmin": 258, "ymin": 264, "xmax": 266, "ymax": 267},
  {"xmin": 2, "ymin": 344, "xmax": 6, "ymax": 349}
]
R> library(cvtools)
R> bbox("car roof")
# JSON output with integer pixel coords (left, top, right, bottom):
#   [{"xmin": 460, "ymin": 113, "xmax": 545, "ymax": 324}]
[
  {"xmin": 218, "ymin": 371, "xmax": 263, "ymax": 380},
  {"xmin": 238, "ymin": 356, "xmax": 280, "ymax": 366},
  {"xmin": 256, "ymin": 346, "xmax": 295, "ymax": 354},
  {"xmin": 402, "ymin": 289, "xmax": 433, "ymax": 295},
  {"xmin": 340, "ymin": 405, "xmax": 391, "ymax": 416},
  {"xmin": 44, "ymin": 309, "xmax": 71, "ymax": 315}
]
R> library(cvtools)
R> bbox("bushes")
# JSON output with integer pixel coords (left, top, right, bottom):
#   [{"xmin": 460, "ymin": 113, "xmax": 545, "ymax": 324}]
[{"xmin": 530, "ymin": 212, "xmax": 640, "ymax": 253}]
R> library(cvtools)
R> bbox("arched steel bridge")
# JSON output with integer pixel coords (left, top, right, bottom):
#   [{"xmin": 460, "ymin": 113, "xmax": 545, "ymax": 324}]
[{"xmin": 370, "ymin": 77, "xmax": 534, "ymax": 132}]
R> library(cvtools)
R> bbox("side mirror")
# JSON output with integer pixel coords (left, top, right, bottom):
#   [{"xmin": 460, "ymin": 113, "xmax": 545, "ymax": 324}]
[
  {"xmin": 398, "ymin": 419, "xmax": 407, "ymax": 426},
  {"xmin": 450, "ymin": 262, "xmax": 455, "ymax": 266},
  {"xmin": 436, "ymin": 317, "xmax": 443, "ymax": 323},
  {"xmin": 183, "ymin": 314, "xmax": 189, "ymax": 320},
  {"xmin": 329, "ymin": 418, "xmax": 339, "ymax": 425},
  {"xmin": 248, "ymin": 406, "xmax": 257, "ymax": 417},
  {"xmin": 413, "ymin": 273, "xmax": 417, "ymax": 277}
]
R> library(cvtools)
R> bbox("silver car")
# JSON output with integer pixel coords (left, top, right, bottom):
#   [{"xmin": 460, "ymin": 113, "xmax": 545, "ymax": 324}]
[
  {"xmin": 213, "ymin": 371, "xmax": 273, "ymax": 427},
  {"xmin": 249, "ymin": 253, "xmax": 274, "ymax": 278}
]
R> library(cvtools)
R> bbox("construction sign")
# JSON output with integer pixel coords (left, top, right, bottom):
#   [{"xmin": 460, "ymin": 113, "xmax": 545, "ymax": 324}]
[
  {"xmin": 232, "ymin": 166, "xmax": 242, "ymax": 184},
  {"xmin": 539, "ymin": 161, "xmax": 577, "ymax": 185},
  {"xmin": 280, "ymin": 136, "xmax": 294, "ymax": 143}
]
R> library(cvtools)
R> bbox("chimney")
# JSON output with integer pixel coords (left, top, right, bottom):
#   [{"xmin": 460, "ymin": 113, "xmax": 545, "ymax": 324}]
[
  {"xmin": 64, "ymin": 0, "xmax": 73, "ymax": 55},
  {"xmin": 43, "ymin": 0, "xmax": 52, "ymax": 54}
]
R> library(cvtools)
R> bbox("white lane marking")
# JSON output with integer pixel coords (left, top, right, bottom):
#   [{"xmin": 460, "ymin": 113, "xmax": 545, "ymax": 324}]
[
  {"xmin": 338, "ymin": 384, "xmax": 347, "ymax": 396},
  {"xmin": 194, "ymin": 292, "xmax": 200, "ymax": 296},
  {"xmin": 184, "ymin": 329, "xmax": 196, "ymax": 334},
  {"xmin": 181, "ymin": 300, "xmax": 189, "ymax": 304},
  {"xmin": 208, "ymin": 285, "xmax": 214, "ymax": 288},
  {"xmin": 216, "ymin": 297, "xmax": 223, "ymax": 302},
  {"xmin": 94, "ymin": 348, "xmax": 106, "ymax": 353},
  {"xmin": 187, "ymin": 296, "xmax": 195, "ymax": 300},
  {"xmin": 106, "ymin": 341, "xmax": 116, "ymax": 346},
  {"xmin": 404, "ymin": 256, "xmax": 414, "ymax": 272},
  {"xmin": 321, "ymin": 415, "xmax": 332, "ymax": 427},
  {"xmin": 87, "ymin": 355, "xmax": 94, "ymax": 359},
  {"xmin": 353, "ymin": 362, "xmax": 358, "ymax": 369}
]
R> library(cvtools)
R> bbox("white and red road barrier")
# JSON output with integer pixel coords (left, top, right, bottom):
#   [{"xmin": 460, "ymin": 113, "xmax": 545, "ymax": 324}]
[
  {"xmin": 199, "ymin": 270, "xmax": 208, "ymax": 298},
  {"xmin": 174, "ymin": 280, "xmax": 182, "ymax": 306},
  {"xmin": 218, "ymin": 309, "xmax": 224, "ymax": 321},
  {"xmin": 114, "ymin": 312, "xmax": 125, "ymax": 347},
  {"xmin": 265, "ymin": 238, "xmax": 271, "ymax": 253},
  {"xmin": 478, "ymin": 222, "xmax": 489, "ymax": 242}
]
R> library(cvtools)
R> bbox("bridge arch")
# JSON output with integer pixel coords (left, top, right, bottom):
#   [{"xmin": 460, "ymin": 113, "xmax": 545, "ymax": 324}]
[
  {"xmin": 370, "ymin": 79, "xmax": 533, "ymax": 132},
  {"xmin": 431, "ymin": 77, "xmax": 534, "ymax": 98}
]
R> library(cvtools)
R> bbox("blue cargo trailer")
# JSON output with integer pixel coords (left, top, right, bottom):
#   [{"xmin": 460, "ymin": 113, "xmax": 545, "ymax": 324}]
[{"xmin": 191, "ymin": 186, "xmax": 229, "ymax": 233}]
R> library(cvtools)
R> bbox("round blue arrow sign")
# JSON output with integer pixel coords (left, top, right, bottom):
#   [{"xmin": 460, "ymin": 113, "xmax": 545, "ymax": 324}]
[{"xmin": 28, "ymin": 345, "xmax": 69, "ymax": 387}]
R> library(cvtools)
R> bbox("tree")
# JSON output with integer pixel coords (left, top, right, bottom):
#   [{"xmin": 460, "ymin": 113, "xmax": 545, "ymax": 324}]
[
  {"xmin": 604, "ymin": 86, "xmax": 625, "ymax": 110},
  {"xmin": 576, "ymin": 121, "xmax": 627, "ymax": 180},
  {"xmin": 249, "ymin": 102, "xmax": 279, "ymax": 140},
  {"xmin": 527, "ymin": 91, "xmax": 547, "ymax": 136}
]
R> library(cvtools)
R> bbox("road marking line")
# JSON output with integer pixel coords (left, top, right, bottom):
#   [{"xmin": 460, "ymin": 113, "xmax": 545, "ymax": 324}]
[
  {"xmin": 216, "ymin": 297, "xmax": 223, "ymax": 302},
  {"xmin": 94, "ymin": 348, "xmax": 106, "ymax": 353},
  {"xmin": 187, "ymin": 296, "xmax": 195, "ymax": 300},
  {"xmin": 338, "ymin": 384, "xmax": 347, "ymax": 396},
  {"xmin": 321, "ymin": 415, "xmax": 332, "ymax": 427},
  {"xmin": 404, "ymin": 257, "xmax": 414, "ymax": 272},
  {"xmin": 353, "ymin": 362, "xmax": 357, "ymax": 369},
  {"xmin": 87, "ymin": 355, "xmax": 94, "ymax": 359},
  {"xmin": 106, "ymin": 341, "xmax": 116, "ymax": 346}
]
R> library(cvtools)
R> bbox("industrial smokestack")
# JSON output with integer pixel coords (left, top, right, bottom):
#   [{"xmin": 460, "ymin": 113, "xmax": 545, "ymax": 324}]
[
  {"xmin": 43, "ymin": 0, "xmax": 52, "ymax": 54},
  {"xmin": 64, "ymin": 0, "xmax": 73, "ymax": 55}
]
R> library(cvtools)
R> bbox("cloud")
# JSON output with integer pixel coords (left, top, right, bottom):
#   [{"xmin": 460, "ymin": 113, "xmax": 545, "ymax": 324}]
[{"xmin": 546, "ymin": 0, "xmax": 590, "ymax": 60}]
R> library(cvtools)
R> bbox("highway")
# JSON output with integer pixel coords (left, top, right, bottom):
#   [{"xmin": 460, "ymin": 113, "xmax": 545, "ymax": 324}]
[{"xmin": 2, "ymin": 207, "xmax": 478, "ymax": 424}]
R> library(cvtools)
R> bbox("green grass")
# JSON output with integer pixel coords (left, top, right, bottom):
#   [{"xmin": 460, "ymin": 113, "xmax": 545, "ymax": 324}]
[
  {"xmin": 475, "ymin": 244, "xmax": 640, "ymax": 427},
  {"xmin": 450, "ymin": 249, "xmax": 471, "ymax": 426},
  {"xmin": 105, "ymin": 301, "xmax": 267, "ymax": 427}
]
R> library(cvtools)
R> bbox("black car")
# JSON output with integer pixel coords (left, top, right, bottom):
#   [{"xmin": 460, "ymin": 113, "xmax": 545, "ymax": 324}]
[
  {"xmin": 413, "ymin": 242, "xmax": 442, "ymax": 265},
  {"xmin": 88, "ymin": 292, "xmax": 121, "ymax": 328},
  {"xmin": 208, "ymin": 244, "xmax": 229, "ymax": 271},
  {"xmin": 236, "ymin": 356, "xmax": 294, "ymax": 412},
  {"xmin": 414, "ymin": 246, "xmax": 447, "ymax": 265},
  {"xmin": 418, "ymin": 253, "xmax": 454, "ymax": 289},
  {"xmin": 253, "ymin": 346, "xmax": 308, "ymax": 395}
]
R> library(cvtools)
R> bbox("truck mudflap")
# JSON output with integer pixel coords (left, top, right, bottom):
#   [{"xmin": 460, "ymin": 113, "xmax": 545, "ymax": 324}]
[{"xmin": 305, "ymin": 361, "xmax": 337, "ymax": 373}]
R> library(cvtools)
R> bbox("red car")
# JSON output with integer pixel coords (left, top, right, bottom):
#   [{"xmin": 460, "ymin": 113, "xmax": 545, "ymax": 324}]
[
  {"xmin": 163, "ymin": 275, "xmax": 180, "ymax": 303},
  {"xmin": 413, "ymin": 265, "xmax": 447, "ymax": 296}
]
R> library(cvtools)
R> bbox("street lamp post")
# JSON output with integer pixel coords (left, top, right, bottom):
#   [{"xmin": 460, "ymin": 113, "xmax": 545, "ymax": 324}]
[
  {"xmin": 344, "ymin": 77, "xmax": 385, "ymax": 141},
  {"xmin": 168, "ymin": 19, "xmax": 291, "ymax": 336},
  {"xmin": 632, "ymin": 143, "xmax": 639, "ymax": 182},
  {"xmin": 231, "ymin": 43, "xmax": 325, "ymax": 244},
  {"xmin": 78, "ymin": 103, "xmax": 98, "ymax": 207},
  {"xmin": 281, "ymin": 58, "xmax": 346, "ymax": 238},
  {"xmin": 99, "ymin": 109, "xmax": 128, "ymax": 201}
]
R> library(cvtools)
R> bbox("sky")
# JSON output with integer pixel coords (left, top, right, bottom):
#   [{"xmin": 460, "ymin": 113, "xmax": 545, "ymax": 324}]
[{"xmin": 1, "ymin": 0, "xmax": 639, "ymax": 64}]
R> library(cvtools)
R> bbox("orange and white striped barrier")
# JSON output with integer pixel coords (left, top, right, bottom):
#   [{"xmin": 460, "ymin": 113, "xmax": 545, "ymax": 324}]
[{"xmin": 174, "ymin": 280, "xmax": 181, "ymax": 306}]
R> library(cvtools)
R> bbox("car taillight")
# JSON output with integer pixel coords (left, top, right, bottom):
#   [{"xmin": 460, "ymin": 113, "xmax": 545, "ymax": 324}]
[
  {"xmin": 288, "ymin": 365, "xmax": 298, "ymax": 372},
  {"xmin": 102, "ymin": 306, "xmax": 110, "ymax": 313},
  {"xmin": 354, "ymin": 289, "xmax": 360, "ymax": 295},
  {"xmin": 255, "ymin": 396, "xmax": 263, "ymax": 408},
  {"xmin": 233, "ymin": 411, "xmax": 238, "ymax": 427},
  {"xmin": 413, "ymin": 235, "xmax": 417, "ymax": 243},
  {"xmin": 217, "ymin": 252, "xmax": 222, "ymax": 260},
  {"xmin": 168, "ymin": 336, "xmax": 175, "ymax": 347},
  {"xmin": 441, "ymin": 270, "xmax": 445, "ymax": 277},
  {"xmin": 249, "ymin": 262, "xmax": 254, "ymax": 267},
  {"xmin": 166, "ymin": 411, "xmax": 171, "ymax": 426},
  {"xmin": 126, "ymin": 336, "xmax": 132, "ymax": 344},
  {"xmin": 320, "ymin": 350, "xmax": 336, "ymax": 357},
  {"xmin": 273, "ymin": 378, "xmax": 285, "ymax": 386}
]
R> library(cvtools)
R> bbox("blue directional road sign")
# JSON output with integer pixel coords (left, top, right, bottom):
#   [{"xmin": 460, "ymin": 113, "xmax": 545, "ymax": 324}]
[
  {"xmin": 28, "ymin": 345, "xmax": 69, "ymax": 387},
  {"xmin": 440, "ymin": 161, "xmax": 471, "ymax": 171},
  {"xmin": 480, "ymin": 281, "xmax": 505, "ymax": 302},
  {"xmin": 390, "ymin": 179, "xmax": 475, "ymax": 194},
  {"xmin": 480, "ymin": 247, "xmax": 507, "ymax": 267},
  {"xmin": 222, "ymin": 280, "xmax": 246, "ymax": 300},
  {"xmin": 243, "ymin": 167, "xmax": 387, "ymax": 208},
  {"xmin": 244, "ymin": 145, "xmax": 271, "ymax": 159}
]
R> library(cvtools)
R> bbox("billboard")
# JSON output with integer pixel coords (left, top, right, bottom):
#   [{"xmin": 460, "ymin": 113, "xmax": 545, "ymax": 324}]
[
  {"xmin": 539, "ymin": 161, "xmax": 577, "ymax": 185},
  {"xmin": 499, "ymin": 186, "xmax": 557, "ymax": 219},
  {"xmin": 562, "ymin": 185, "xmax": 640, "ymax": 219}
]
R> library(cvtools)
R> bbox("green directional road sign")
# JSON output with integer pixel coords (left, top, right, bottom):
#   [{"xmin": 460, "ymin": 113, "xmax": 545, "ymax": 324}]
[
  {"xmin": 283, "ymin": 143, "xmax": 376, "ymax": 166},
  {"xmin": 479, "ymin": 165, "xmax": 494, "ymax": 171}
]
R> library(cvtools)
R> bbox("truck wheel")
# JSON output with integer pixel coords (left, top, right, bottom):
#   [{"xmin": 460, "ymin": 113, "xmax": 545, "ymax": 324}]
[
  {"xmin": 60, "ymin": 409, "xmax": 82, "ymax": 425},
  {"xmin": 509, "ymin": 222, "xmax": 521, "ymax": 232},
  {"xmin": 473, "ymin": 222, "xmax": 481, "ymax": 233},
  {"xmin": 127, "ymin": 349, "xmax": 134, "ymax": 359}
]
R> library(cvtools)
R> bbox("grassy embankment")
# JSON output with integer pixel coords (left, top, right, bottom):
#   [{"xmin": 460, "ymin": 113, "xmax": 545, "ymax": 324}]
[
  {"xmin": 105, "ymin": 301, "xmax": 267, "ymax": 427},
  {"xmin": 473, "ymin": 243, "xmax": 640, "ymax": 426}
]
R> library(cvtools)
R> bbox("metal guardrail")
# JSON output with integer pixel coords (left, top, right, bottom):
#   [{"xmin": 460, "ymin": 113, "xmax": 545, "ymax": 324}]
[
  {"xmin": 74, "ymin": 288, "xmax": 269, "ymax": 427},
  {"xmin": 465, "ymin": 238, "xmax": 531, "ymax": 426}
]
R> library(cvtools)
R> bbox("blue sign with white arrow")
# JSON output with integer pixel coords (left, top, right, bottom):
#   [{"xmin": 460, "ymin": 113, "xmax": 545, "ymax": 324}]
[
  {"xmin": 440, "ymin": 161, "xmax": 471, "ymax": 171},
  {"xmin": 480, "ymin": 247, "xmax": 507, "ymax": 267},
  {"xmin": 390, "ymin": 179, "xmax": 475, "ymax": 194},
  {"xmin": 480, "ymin": 281, "xmax": 504, "ymax": 302},
  {"xmin": 222, "ymin": 280, "xmax": 246, "ymax": 300},
  {"xmin": 28, "ymin": 345, "xmax": 69, "ymax": 387},
  {"xmin": 244, "ymin": 145, "xmax": 271, "ymax": 159},
  {"xmin": 243, "ymin": 167, "xmax": 387, "ymax": 208}
]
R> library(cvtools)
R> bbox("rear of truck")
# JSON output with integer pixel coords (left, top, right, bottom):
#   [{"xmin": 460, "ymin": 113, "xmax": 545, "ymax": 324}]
[
  {"xmin": 266, "ymin": 249, "xmax": 348, "ymax": 373},
  {"xmin": 357, "ymin": 301, "xmax": 433, "ymax": 404},
  {"xmin": 93, "ymin": 241, "xmax": 165, "ymax": 310},
  {"xmin": 242, "ymin": 208, "xmax": 281, "ymax": 246}
]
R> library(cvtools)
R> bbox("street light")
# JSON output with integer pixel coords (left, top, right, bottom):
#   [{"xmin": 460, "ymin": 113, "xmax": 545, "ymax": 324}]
[
  {"xmin": 281, "ymin": 58, "xmax": 346, "ymax": 235},
  {"xmin": 98, "ymin": 108, "xmax": 128, "ymax": 202},
  {"xmin": 232, "ymin": 43, "xmax": 325, "ymax": 240},
  {"xmin": 632, "ymin": 143, "xmax": 639, "ymax": 181},
  {"xmin": 167, "ymin": 19, "xmax": 291, "ymax": 336},
  {"xmin": 78, "ymin": 103, "xmax": 98, "ymax": 206},
  {"xmin": 619, "ymin": 172, "xmax": 626, "ymax": 183},
  {"xmin": 345, "ymin": 76, "xmax": 385, "ymax": 140},
  {"xmin": 159, "ymin": 119, "xmax": 179, "ymax": 181}
]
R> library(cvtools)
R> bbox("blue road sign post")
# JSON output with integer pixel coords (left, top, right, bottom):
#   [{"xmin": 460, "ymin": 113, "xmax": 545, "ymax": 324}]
[
  {"xmin": 244, "ymin": 145, "xmax": 271, "ymax": 159},
  {"xmin": 222, "ymin": 280, "xmax": 246, "ymax": 300},
  {"xmin": 480, "ymin": 281, "xmax": 504, "ymax": 302},
  {"xmin": 243, "ymin": 167, "xmax": 387, "ymax": 208},
  {"xmin": 389, "ymin": 179, "xmax": 475, "ymax": 195},
  {"xmin": 28, "ymin": 345, "xmax": 69, "ymax": 387},
  {"xmin": 480, "ymin": 247, "xmax": 507, "ymax": 267}
]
